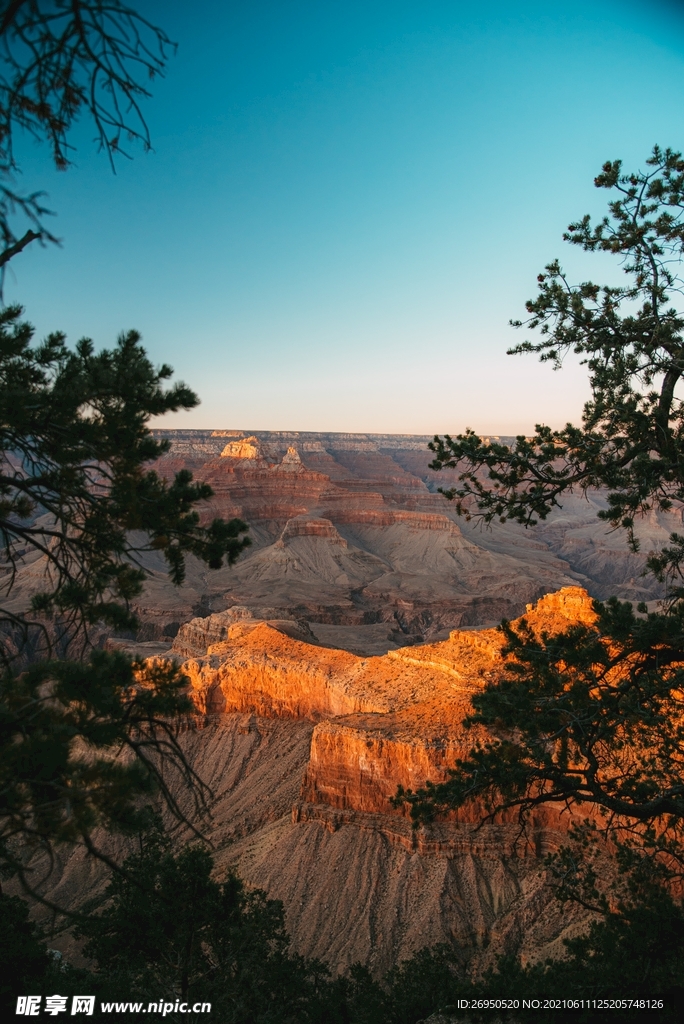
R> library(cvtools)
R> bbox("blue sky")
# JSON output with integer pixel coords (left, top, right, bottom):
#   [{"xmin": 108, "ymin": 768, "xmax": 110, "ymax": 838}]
[{"xmin": 6, "ymin": 0, "xmax": 684, "ymax": 433}]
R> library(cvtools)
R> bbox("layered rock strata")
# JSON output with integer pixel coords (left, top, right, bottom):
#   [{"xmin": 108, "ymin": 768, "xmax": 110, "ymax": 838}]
[
  {"xmin": 175, "ymin": 587, "xmax": 598, "ymax": 974},
  {"xmin": 130, "ymin": 428, "xmax": 679, "ymax": 650},
  {"xmin": 136, "ymin": 431, "xmax": 603, "ymax": 645},
  {"xmin": 182, "ymin": 587, "xmax": 596, "ymax": 821},
  {"xmin": 19, "ymin": 429, "xmax": 667, "ymax": 651}
]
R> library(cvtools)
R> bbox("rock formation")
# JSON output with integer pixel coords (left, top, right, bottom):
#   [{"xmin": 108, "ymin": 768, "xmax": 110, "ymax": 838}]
[
  {"xmin": 37, "ymin": 587, "xmax": 599, "ymax": 978},
  {"xmin": 182, "ymin": 586, "xmax": 596, "ymax": 820},
  {"xmin": 125, "ymin": 429, "xmax": 680, "ymax": 650},
  {"xmin": 17, "ymin": 429, "xmax": 673, "ymax": 650},
  {"xmin": 219, "ymin": 435, "xmax": 268, "ymax": 460},
  {"xmin": 163, "ymin": 587, "xmax": 597, "ymax": 976}
]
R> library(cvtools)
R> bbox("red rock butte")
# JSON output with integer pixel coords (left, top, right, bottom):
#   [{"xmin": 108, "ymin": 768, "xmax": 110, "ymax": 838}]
[{"xmin": 181, "ymin": 585, "xmax": 597, "ymax": 824}]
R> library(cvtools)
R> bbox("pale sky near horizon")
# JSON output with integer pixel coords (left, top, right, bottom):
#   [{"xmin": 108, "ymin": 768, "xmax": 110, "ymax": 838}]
[{"xmin": 5, "ymin": 0, "xmax": 684, "ymax": 434}]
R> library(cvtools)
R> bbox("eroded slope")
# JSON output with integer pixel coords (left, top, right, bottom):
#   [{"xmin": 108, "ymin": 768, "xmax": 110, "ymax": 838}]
[{"xmin": 170, "ymin": 587, "xmax": 598, "ymax": 975}]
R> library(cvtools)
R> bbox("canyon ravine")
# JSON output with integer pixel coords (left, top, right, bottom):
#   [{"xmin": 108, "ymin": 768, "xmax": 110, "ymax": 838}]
[{"xmin": 24, "ymin": 430, "xmax": 679, "ymax": 976}]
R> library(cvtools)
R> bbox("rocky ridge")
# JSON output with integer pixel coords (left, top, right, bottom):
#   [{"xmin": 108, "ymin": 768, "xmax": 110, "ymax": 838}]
[
  {"xmin": 181, "ymin": 586, "xmax": 595, "ymax": 822},
  {"xmin": 39, "ymin": 587, "xmax": 600, "ymax": 978},
  {"xmin": 129, "ymin": 429, "xmax": 680, "ymax": 653},
  {"xmin": 156, "ymin": 587, "xmax": 598, "ymax": 976}
]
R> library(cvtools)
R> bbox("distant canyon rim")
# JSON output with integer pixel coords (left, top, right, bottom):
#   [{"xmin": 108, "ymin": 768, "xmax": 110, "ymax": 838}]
[
  {"xmin": 136, "ymin": 427, "xmax": 677, "ymax": 652},
  {"xmin": 23, "ymin": 429, "xmax": 680, "ymax": 975}
]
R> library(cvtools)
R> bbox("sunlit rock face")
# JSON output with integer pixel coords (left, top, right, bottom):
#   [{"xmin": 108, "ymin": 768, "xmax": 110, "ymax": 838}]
[
  {"xmin": 182, "ymin": 586, "xmax": 597, "ymax": 818},
  {"xmin": 169, "ymin": 586, "xmax": 599, "ymax": 976},
  {"xmin": 220, "ymin": 435, "xmax": 267, "ymax": 460}
]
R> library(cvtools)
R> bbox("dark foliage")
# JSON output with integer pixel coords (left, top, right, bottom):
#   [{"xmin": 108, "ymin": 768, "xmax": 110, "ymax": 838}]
[
  {"xmin": 0, "ymin": 0, "xmax": 253, "ymax": 917},
  {"xmin": 398, "ymin": 147, "xmax": 684, "ymax": 848},
  {"xmin": 0, "ymin": 890, "xmax": 51, "ymax": 1009},
  {"xmin": 0, "ymin": 304, "xmax": 250, "ymax": 659},
  {"xmin": 395, "ymin": 599, "xmax": 684, "ymax": 856},
  {"xmin": 0, "ymin": 1, "xmax": 174, "ymax": 277},
  {"xmin": 0, "ymin": 304, "xmax": 250, "ymax": 890},
  {"xmin": 389, "ymin": 147, "xmax": 684, "ymax": 1020},
  {"xmin": 7, "ymin": 849, "xmax": 683, "ymax": 1022},
  {"xmin": 0, "ymin": 652, "xmax": 209, "ymax": 896},
  {"xmin": 429, "ymin": 146, "xmax": 684, "ymax": 552}
]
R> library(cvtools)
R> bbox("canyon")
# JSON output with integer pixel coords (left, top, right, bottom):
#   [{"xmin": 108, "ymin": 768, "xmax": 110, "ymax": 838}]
[
  {"xmin": 28, "ymin": 430, "xmax": 675, "ymax": 976},
  {"xmin": 176, "ymin": 586, "xmax": 599, "ymax": 976},
  {"xmin": 129, "ymin": 428, "xmax": 679, "ymax": 654}
]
